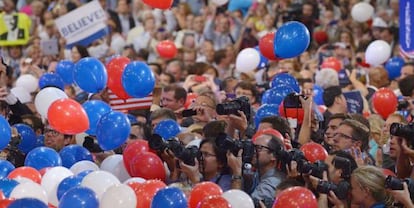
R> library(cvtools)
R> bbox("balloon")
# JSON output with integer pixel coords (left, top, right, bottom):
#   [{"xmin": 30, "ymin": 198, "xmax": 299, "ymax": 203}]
[
  {"xmin": 15, "ymin": 74, "xmax": 38, "ymax": 93},
  {"xmin": 135, "ymin": 180, "xmax": 166, "ymax": 208},
  {"xmin": 365, "ymin": 40, "xmax": 391, "ymax": 66},
  {"xmin": 222, "ymin": 189, "xmax": 254, "ymax": 208},
  {"xmin": 189, "ymin": 182, "xmax": 223, "ymax": 208},
  {"xmin": 271, "ymin": 73, "xmax": 300, "ymax": 93},
  {"xmin": 185, "ymin": 93, "xmax": 197, "ymax": 109},
  {"xmin": 259, "ymin": 33, "xmax": 278, "ymax": 60},
  {"xmin": 254, "ymin": 104, "xmax": 280, "ymax": 127},
  {"xmin": 81, "ymin": 170, "xmax": 121, "ymax": 200},
  {"xmin": 0, "ymin": 199, "xmax": 13, "ymax": 207},
  {"xmin": 100, "ymin": 154, "xmax": 131, "ymax": 182},
  {"xmin": 38, "ymin": 73, "xmax": 65, "ymax": 90},
  {"xmin": 124, "ymin": 177, "xmax": 146, "ymax": 185},
  {"xmin": 274, "ymin": 21, "xmax": 310, "ymax": 59},
  {"xmin": 123, "ymin": 140, "xmax": 150, "ymax": 175},
  {"xmin": 0, "ymin": 191, "xmax": 3, "ymax": 200},
  {"xmin": 0, "ymin": 160, "xmax": 14, "ymax": 179},
  {"xmin": 70, "ymin": 160, "xmax": 99, "ymax": 175},
  {"xmin": 59, "ymin": 186, "xmax": 99, "ymax": 208},
  {"xmin": 313, "ymin": 85, "xmax": 324, "ymax": 105},
  {"xmin": 59, "ymin": 145, "xmax": 93, "ymax": 168},
  {"xmin": 129, "ymin": 152, "xmax": 166, "ymax": 181},
  {"xmin": 35, "ymin": 135, "xmax": 45, "ymax": 147},
  {"xmin": 156, "ymin": 40, "xmax": 177, "ymax": 58},
  {"xmin": 153, "ymin": 119, "xmax": 181, "ymax": 140},
  {"xmin": 198, "ymin": 196, "xmax": 231, "ymax": 208},
  {"xmin": 385, "ymin": 57, "xmax": 405, "ymax": 80},
  {"xmin": 74, "ymin": 57, "xmax": 108, "ymax": 93},
  {"xmin": 24, "ymin": 147, "xmax": 62, "ymax": 170},
  {"xmin": 382, "ymin": 168, "xmax": 396, "ymax": 177},
  {"xmin": 77, "ymin": 170, "xmax": 94, "ymax": 178},
  {"xmin": 100, "ymin": 184, "xmax": 137, "ymax": 208},
  {"xmin": 57, "ymin": 175, "xmax": 82, "ymax": 200},
  {"xmin": 11, "ymin": 87, "xmax": 31, "ymax": 103},
  {"xmin": 96, "ymin": 111, "xmax": 130, "ymax": 150},
  {"xmin": 228, "ymin": 0, "xmax": 252, "ymax": 13},
  {"xmin": 273, "ymin": 186, "xmax": 317, "ymax": 208},
  {"xmin": 235, "ymin": 48, "xmax": 260, "ymax": 73},
  {"xmin": 82, "ymin": 100, "xmax": 112, "ymax": 135},
  {"xmin": 0, "ymin": 116, "xmax": 11, "ymax": 151},
  {"xmin": 151, "ymin": 187, "xmax": 187, "ymax": 208},
  {"xmin": 321, "ymin": 57, "xmax": 342, "ymax": 72},
  {"xmin": 41, "ymin": 166, "xmax": 74, "ymax": 206},
  {"xmin": 14, "ymin": 123, "xmax": 37, "ymax": 154},
  {"xmin": 8, "ymin": 166, "xmax": 41, "ymax": 184},
  {"xmin": 10, "ymin": 181, "xmax": 48, "ymax": 204},
  {"xmin": 34, "ymin": 87, "xmax": 68, "ymax": 118},
  {"xmin": 47, "ymin": 98, "xmax": 89, "ymax": 135},
  {"xmin": 372, "ymin": 88, "xmax": 398, "ymax": 119},
  {"xmin": 351, "ymin": 2, "xmax": 374, "ymax": 22},
  {"xmin": 254, "ymin": 46, "xmax": 268, "ymax": 68},
  {"xmin": 106, "ymin": 56, "xmax": 130, "ymax": 100},
  {"xmin": 300, "ymin": 142, "xmax": 328, "ymax": 163},
  {"xmin": 8, "ymin": 198, "xmax": 48, "ymax": 208},
  {"xmin": 122, "ymin": 61, "xmax": 155, "ymax": 98},
  {"xmin": 252, "ymin": 129, "xmax": 284, "ymax": 144},
  {"xmin": 261, "ymin": 85, "xmax": 294, "ymax": 105},
  {"xmin": 211, "ymin": 0, "xmax": 228, "ymax": 6},
  {"xmin": 56, "ymin": 60, "xmax": 75, "ymax": 85},
  {"xmin": 0, "ymin": 178, "xmax": 19, "ymax": 197}
]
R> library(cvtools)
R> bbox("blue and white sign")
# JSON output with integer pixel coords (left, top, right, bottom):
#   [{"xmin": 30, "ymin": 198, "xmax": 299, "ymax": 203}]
[
  {"xmin": 344, "ymin": 90, "xmax": 363, "ymax": 114},
  {"xmin": 400, "ymin": 0, "xmax": 414, "ymax": 58}
]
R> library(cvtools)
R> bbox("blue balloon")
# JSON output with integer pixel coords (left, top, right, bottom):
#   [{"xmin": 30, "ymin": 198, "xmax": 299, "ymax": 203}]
[
  {"xmin": 122, "ymin": 61, "xmax": 155, "ymax": 98},
  {"xmin": 24, "ymin": 146, "xmax": 62, "ymax": 170},
  {"xmin": 0, "ymin": 178, "xmax": 19, "ymax": 197},
  {"xmin": 0, "ymin": 116, "xmax": 11, "ymax": 151},
  {"xmin": 82, "ymin": 100, "xmax": 112, "ymax": 135},
  {"xmin": 255, "ymin": 46, "xmax": 268, "ymax": 69},
  {"xmin": 59, "ymin": 186, "xmax": 99, "ymax": 208},
  {"xmin": 14, "ymin": 123, "xmax": 37, "ymax": 154},
  {"xmin": 0, "ymin": 160, "xmax": 14, "ymax": 179},
  {"xmin": 57, "ymin": 175, "xmax": 83, "ymax": 200},
  {"xmin": 313, "ymin": 85, "xmax": 325, "ymax": 105},
  {"xmin": 228, "ymin": 0, "xmax": 252, "ymax": 15},
  {"xmin": 35, "ymin": 135, "xmax": 45, "ymax": 147},
  {"xmin": 59, "ymin": 145, "xmax": 93, "ymax": 168},
  {"xmin": 154, "ymin": 119, "xmax": 181, "ymax": 140},
  {"xmin": 271, "ymin": 73, "xmax": 300, "ymax": 93},
  {"xmin": 262, "ymin": 86, "xmax": 294, "ymax": 105},
  {"xmin": 274, "ymin": 21, "xmax": 310, "ymax": 58},
  {"xmin": 96, "ymin": 111, "xmax": 131, "ymax": 151},
  {"xmin": 77, "ymin": 170, "xmax": 94, "ymax": 178},
  {"xmin": 74, "ymin": 57, "xmax": 108, "ymax": 93},
  {"xmin": 8, "ymin": 198, "xmax": 48, "ymax": 208},
  {"xmin": 254, "ymin": 104, "xmax": 280, "ymax": 127},
  {"xmin": 38, "ymin": 73, "xmax": 65, "ymax": 90},
  {"xmin": 385, "ymin": 57, "xmax": 405, "ymax": 80},
  {"xmin": 151, "ymin": 187, "xmax": 188, "ymax": 208},
  {"xmin": 127, "ymin": 114, "xmax": 138, "ymax": 125},
  {"xmin": 56, "ymin": 60, "xmax": 75, "ymax": 85}
]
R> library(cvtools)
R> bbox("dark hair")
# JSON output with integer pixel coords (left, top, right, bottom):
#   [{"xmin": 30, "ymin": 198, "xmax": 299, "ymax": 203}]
[
  {"xmin": 73, "ymin": 45, "xmax": 90, "ymax": 58},
  {"xmin": 21, "ymin": 114, "xmax": 44, "ymax": 134},
  {"xmin": 276, "ymin": 178, "xmax": 304, "ymax": 191},
  {"xmin": 399, "ymin": 75, "xmax": 414, "ymax": 97},
  {"xmin": 203, "ymin": 120, "xmax": 227, "ymax": 139},
  {"xmin": 199, "ymin": 137, "xmax": 230, "ymax": 175},
  {"xmin": 259, "ymin": 116, "xmax": 292, "ymax": 139},
  {"xmin": 150, "ymin": 108, "xmax": 177, "ymax": 121},
  {"xmin": 234, "ymin": 81, "xmax": 259, "ymax": 99},
  {"xmin": 220, "ymin": 76, "xmax": 237, "ymax": 92},
  {"xmin": 148, "ymin": 63, "xmax": 162, "ymax": 75},
  {"xmin": 136, "ymin": 48, "xmax": 149, "ymax": 61},
  {"xmin": 163, "ymin": 84, "xmax": 187, "ymax": 102},
  {"xmin": 328, "ymin": 113, "xmax": 351, "ymax": 122},
  {"xmin": 323, "ymin": 85, "xmax": 342, "ymax": 107},
  {"xmin": 160, "ymin": 72, "xmax": 176, "ymax": 84},
  {"xmin": 214, "ymin": 49, "xmax": 227, "ymax": 65}
]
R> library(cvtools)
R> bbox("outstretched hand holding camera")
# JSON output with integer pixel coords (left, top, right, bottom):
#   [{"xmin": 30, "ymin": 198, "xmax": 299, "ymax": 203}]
[
  {"xmin": 179, "ymin": 158, "xmax": 201, "ymax": 184},
  {"xmin": 388, "ymin": 182, "xmax": 414, "ymax": 208}
]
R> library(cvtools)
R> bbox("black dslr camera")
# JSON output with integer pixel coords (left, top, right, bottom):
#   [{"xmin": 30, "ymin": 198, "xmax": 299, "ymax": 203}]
[
  {"xmin": 332, "ymin": 156, "xmax": 352, "ymax": 180},
  {"xmin": 390, "ymin": 122, "xmax": 414, "ymax": 147},
  {"xmin": 278, "ymin": 149, "xmax": 328, "ymax": 178},
  {"xmin": 216, "ymin": 96, "xmax": 251, "ymax": 121},
  {"xmin": 148, "ymin": 134, "xmax": 199, "ymax": 166},
  {"xmin": 316, "ymin": 180, "xmax": 351, "ymax": 200},
  {"xmin": 283, "ymin": 93, "xmax": 307, "ymax": 109},
  {"xmin": 1, "ymin": 133, "xmax": 25, "ymax": 167},
  {"xmin": 215, "ymin": 133, "xmax": 255, "ymax": 164},
  {"xmin": 385, "ymin": 176, "xmax": 414, "ymax": 201}
]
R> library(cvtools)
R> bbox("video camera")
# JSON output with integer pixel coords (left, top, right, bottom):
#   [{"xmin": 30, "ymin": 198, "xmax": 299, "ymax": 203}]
[
  {"xmin": 385, "ymin": 176, "xmax": 414, "ymax": 201},
  {"xmin": 390, "ymin": 122, "xmax": 414, "ymax": 147},
  {"xmin": 215, "ymin": 133, "xmax": 255, "ymax": 164},
  {"xmin": 216, "ymin": 96, "xmax": 251, "ymax": 122}
]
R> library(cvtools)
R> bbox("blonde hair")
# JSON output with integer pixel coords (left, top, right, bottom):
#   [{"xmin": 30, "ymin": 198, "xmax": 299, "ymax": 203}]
[
  {"xmin": 368, "ymin": 114, "xmax": 385, "ymax": 145},
  {"xmin": 352, "ymin": 166, "xmax": 391, "ymax": 205}
]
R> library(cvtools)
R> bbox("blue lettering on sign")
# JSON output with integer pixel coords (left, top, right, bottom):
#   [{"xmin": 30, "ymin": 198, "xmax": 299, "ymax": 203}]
[
  {"xmin": 400, "ymin": 0, "xmax": 414, "ymax": 52},
  {"xmin": 60, "ymin": 10, "xmax": 106, "ymax": 38}
]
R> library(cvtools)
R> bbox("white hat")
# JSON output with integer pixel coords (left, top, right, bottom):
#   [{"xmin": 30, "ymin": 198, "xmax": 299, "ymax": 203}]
[{"xmin": 372, "ymin": 17, "xmax": 388, "ymax": 28}]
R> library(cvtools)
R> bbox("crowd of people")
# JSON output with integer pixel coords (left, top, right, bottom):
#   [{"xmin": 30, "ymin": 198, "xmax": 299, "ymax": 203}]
[{"xmin": 1, "ymin": 0, "xmax": 414, "ymax": 207}]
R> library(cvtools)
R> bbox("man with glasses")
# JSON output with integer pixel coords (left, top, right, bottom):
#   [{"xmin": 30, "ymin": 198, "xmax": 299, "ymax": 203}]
[{"xmin": 44, "ymin": 125, "xmax": 73, "ymax": 151}]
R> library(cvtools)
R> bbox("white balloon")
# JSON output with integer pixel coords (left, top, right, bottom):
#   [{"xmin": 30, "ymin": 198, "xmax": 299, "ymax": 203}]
[
  {"xmin": 81, "ymin": 170, "xmax": 121, "ymax": 200},
  {"xmin": 70, "ymin": 160, "xmax": 100, "ymax": 175},
  {"xmin": 222, "ymin": 189, "xmax": 254, "ymax": 208},
  {"xmin": 236, "ymin": 48, "xmax": 261, "ymax": 73},
  {"xmin": 123, "ymin": 177, "xmax": 146, "ymax": 185},
  {"xmin": 41, "ymin": 166, "xmax": 73, "ymax": 206},
  {"xmin": 100, "ymin": 154, "xmax": 131, "ymax": 182},
  {"xmin": 211, "ymin": 0, "xmax": 228, "ymax": 6},
  {"xmin": 100, "ymin": 184, "xmax": 137, "ymax": 208},
  {"xmin": 34, "ymin": 87, "xmax": 68, "ymax": 117},
  {"xmin": 351, "ymin": 2, "xmax": 374, "ymax": 22},
  {"xmin": 10, "ymin": 181, "xmax": 48, "ymax": 204},
  {"xmin": 11, "ymin": 87, "xmax": 32, "ymax": 103},
  {"xmin": 365, "ymin": 40, "xmax": 391, "ymax": 66},
  {"xmin": 15, "ymin": 74, "xmax": 38, "ymax": 93}
]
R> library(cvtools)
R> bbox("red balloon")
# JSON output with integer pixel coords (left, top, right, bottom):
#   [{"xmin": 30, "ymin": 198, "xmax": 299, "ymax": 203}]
[
  {"xmin": 300, "ymin": 142, "xmax": 328, "ymax": 163},
  {"xmin": 189, "ymin": 182, "xmax": 223, "ymax": 208},
  {"xmin": 142, "ymin": 0, "xmax": 173, "ymax": 10},
  {"xmin": 273, "ymin": 186, "xmax": 317, "ymax": 208},
  {"xmin": 198, "ymin": 196, "xmax": 231, "ymax": 208},
  {"xmin": 8, "ymin": 166, "xmax": 42, "ymax": 184},
  {"xmin": 135, "ymin": 180, "xmax": 166, "ymax": 208},
  {"xmin": 0, "ymin": 199, "xmax": 14, "ymax": 207},
  {"xmin": 0, "ymin": 191, "xmax": 4, "ymax": 200},
  {"xmin": 382, "ymin": 168, "xmax": 396, "ymax": 177},
  {"xmin": 321, "ymin": 57, "xmax": 342, "ymax": 72},
  {"xmin": 252, "ymin": 129, "xmax": 284, "ymax": 143},
  {"xmin": 106, "ymin": 56, "xmax": 131, "ymax": 100},
  {"xmin": 372, "ymin": 88, "xmax": 398, "ymax": 119},
  {"xmin": 129, "ymin": 152, "xmax": 166, "ymax": 181},
  {"xmin": 156, "ymin": 40, "xmax": 177, "ymax": 59},
  {"xmin": 39, "ymin": 167, "xmax": 52, "ymax": 176},
  {"xmin": 185, "ymin": 93, "xmax": 198, "ymax": 109},
  {"xmin": 123, "ymin": 140, "xmax": 150, "ymax": 175},
  {"xmin": 278, "ymin": 102, "xmax": 305, "ymax": 124},
  {"xmin": 47, "ymin": 98, "xmax": 89, "ymax": 135},
  {"xmin": 259, "ymin": 33, "xmax": 278, "ymax": 60}
]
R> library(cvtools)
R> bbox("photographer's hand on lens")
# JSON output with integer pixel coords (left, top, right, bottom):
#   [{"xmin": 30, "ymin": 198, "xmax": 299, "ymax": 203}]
[
  {"xmin": 179, "ymin": 158, "xmax": 200, "ymax": 184},
  {"xmin": 227, "ymin": 150, "xmax": 243, "ymax": 176},
  {"xmin": 283, "ymin": 133, "xmax": 293, "ymax": 150},
  {"xmin": 286, "ymin": 160, "xmax": 299, "ymax": 178},
  {"xmin": 400, "ymin": 139, "xmax": 414, "ymax": 160},
  {"xmin": 228, "ymin": 110, "xmax": 248, "ymax": 135},
  {"xmin": 328, "ymin": 190, "xmax": 345, "ymax": 208},
  {"xmin": 388, "ymin": 182, "xmax": 414, "ymax": 208}
]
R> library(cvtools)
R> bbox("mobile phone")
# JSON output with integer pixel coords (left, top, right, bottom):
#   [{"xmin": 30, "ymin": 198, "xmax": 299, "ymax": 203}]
[
  {"xmin": 24, "ymin": 58, "xmax": 32, "ymax": 64},
  {"xmin": 193, "ymin": 75, "xmax": 206, "ymax": 82}
]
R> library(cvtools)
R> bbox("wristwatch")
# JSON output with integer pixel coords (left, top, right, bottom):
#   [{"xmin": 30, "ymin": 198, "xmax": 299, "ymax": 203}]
[{"xmin": 231, "ymin": 175, "xmax": 242, "ymax": 181}]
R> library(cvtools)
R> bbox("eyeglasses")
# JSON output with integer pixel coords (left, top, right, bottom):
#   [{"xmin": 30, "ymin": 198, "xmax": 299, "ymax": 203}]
[
  {"xmin": 254, "ymin": 145, "xmax": 273, "ymax": 152},
  {"xmin": 333, "ymin": 132, "xmax": 355, "ymax": 140},
  {"xmin": 44, "ymin": 128, "xmax": 61, "ymax": 136},
  {"xmin": 199, "ymin": 151, "xmax": 216, "ymax": 158}
]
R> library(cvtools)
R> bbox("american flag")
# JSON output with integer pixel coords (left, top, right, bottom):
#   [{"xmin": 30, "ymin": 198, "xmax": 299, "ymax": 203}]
[
  {"xmin": 400, "ymin": 45, "xmax": 414, "ymax": 60},
  {"xmin": 108, "ymin": 90, "xmax": 153, "ymax": 111}
]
